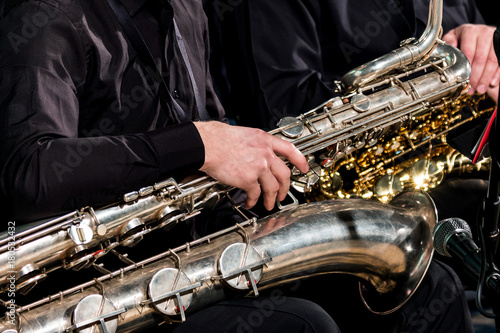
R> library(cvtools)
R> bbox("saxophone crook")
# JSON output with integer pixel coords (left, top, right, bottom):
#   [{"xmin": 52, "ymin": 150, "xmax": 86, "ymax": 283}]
[{"xmin": 341, "ymin": 0, "xmax": 443, "ymax": 92}]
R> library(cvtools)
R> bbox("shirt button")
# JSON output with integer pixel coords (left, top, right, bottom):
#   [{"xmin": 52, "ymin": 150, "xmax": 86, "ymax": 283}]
[{"xmin": 173, "ymin": 89, "xmax": 180, "ymax": 99}]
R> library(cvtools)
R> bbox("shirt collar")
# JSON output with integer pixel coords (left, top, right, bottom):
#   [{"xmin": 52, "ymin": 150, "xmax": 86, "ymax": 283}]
[{"xmin": 120, "ymin": 0, "xmax": 148, "ymax": 16}]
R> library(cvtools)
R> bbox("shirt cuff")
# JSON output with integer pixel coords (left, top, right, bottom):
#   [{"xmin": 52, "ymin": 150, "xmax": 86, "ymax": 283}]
[{"xmin": 144, "ymin": 122, "xmax": 205, "ymax": 178}]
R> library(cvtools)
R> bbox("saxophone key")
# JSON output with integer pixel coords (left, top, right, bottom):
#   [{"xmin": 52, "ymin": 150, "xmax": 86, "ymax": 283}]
[
  {"xmin": 68, "ymin": 224, "xmax": 93, "ymax": 245},
  {"xmin": 147, "ymin": 268, "xmax": 198, "ymax": 321},
  {"xmin": 70, "ymin": 294, "xmax": 124, "ymax": 333},
  {"xmin": 117, "ymin": 218, "xmax": 149, "ymax": 248},
  {"xmin": 351, "ymin": 93, "xmax": 371, "ymax": 113},
  {"xmin": 218, "ymin": 243, "xmax": 269, "ymax": 295},
  {"xmin": 15, "ymin": 263, "xmax": 47, "ymax": 295},
  {"xmin": 277, "ymin": 116, "xmax": 304, "ymax": 139}
]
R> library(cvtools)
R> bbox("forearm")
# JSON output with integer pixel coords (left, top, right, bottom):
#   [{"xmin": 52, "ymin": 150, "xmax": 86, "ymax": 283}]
[{"xmin": 2, "ymin": 122, "xmax": 204, "ymax": 222}]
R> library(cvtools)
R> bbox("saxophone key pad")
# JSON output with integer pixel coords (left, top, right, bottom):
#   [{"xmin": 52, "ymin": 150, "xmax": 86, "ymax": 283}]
[
  {"xmin": 118, "ymin": 218, "xmax": 149, "ymax": 247},
  {"xmin": 72, "ymin": 294, "xmax": 120, "ymax": 333},
  {"xmin": 219, "ymin": 243, "xmax": 264, "ymax": 294},
  {"xmin": 68, "ymin": 224, "xmax": 93, "ymax": 245},
  {"xmin": 277, "ymin": 116, "xmax": 304, "ymax": 138},
  {"xmin": 63, "ymin": 245, "xmax": 97, "ymax": 271},
  {"xmin": 351, "ymin": 93, "xmax": 371, "ymax": 112},
  {"xmin": 148, "ymin": 268, "xmax": 195, "ymax": 318},
  {"xmin": 15, "ymin": 263, "xmax": 47, "ymax": 295}
]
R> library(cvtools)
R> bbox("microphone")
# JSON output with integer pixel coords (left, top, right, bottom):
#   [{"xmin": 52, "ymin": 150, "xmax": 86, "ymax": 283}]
[{"xmin": 432, "ymin": 218, "xmax": 500, "ymax": 296}]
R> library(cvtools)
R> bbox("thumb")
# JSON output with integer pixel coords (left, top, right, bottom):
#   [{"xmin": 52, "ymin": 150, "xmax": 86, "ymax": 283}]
[{"xmin": 442, "ymin": 29, "xmax": 458, "ymax": 47}]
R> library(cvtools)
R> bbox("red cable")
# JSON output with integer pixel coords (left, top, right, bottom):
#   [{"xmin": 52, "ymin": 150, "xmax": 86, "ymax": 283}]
[{"xmin": 473, "ymin": 107, "xmax": 497, "ymax": 164}]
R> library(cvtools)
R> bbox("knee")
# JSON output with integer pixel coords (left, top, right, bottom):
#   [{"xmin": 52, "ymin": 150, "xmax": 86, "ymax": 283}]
[
  {"xmin": 174, "ymin": 296, "xmax": 340, "ymax": 333},
  {"xmin": 270, "ymin": 297, "xmax": 341, "ymax": 333},
  {"xmin": 425, "ymin": 260, "xmax": 465, "ymax": 302},
  {"xmin": 399, "ymin": 260, "xmax": 473, "ymax": 333},
  {"xmin": 233, "ymin": 296, "xmax": 341, "ymax": 333},
  {"xmin": 224, "ymin": 296, "xmax": 340, "ymax": 333}
]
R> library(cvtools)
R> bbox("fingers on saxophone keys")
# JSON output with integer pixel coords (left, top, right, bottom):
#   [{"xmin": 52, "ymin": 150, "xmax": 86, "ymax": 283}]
[
  {"xmin": 272, "ymin": 156, "xmax": 291, "ymax": 202},
  {"xmin": 259, "ymin": 169, "xmax": 280, "ymax": 211},
  {"xmin": 270, "ymin": 137, "xmax": 309, "ymax": 174},
  {"xmin": 244, "ymin": 155, "xmax": 291, "ymax": 211},
  {"xmin": 244, "ymin": 183, "xmax": 261, "ymax": 210}
]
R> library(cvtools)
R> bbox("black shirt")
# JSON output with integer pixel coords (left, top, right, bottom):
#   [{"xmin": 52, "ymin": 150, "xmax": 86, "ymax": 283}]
[
  {"xmin": 0, "ymin": 0, "xmax": 224, "ymax": 222},
  {"xmin": 208, "ymin": 0, "xmax": 484, "ymax": 130}
]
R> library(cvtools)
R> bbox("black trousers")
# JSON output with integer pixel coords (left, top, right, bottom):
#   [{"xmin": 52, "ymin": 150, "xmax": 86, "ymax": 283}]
[
  {"xmin": 153, "ymin": 179, "xmax": 483, "ymax": 333},
  {"xmin": 169, "ymin": 260, "xmax": 473, "ymax": 333}
]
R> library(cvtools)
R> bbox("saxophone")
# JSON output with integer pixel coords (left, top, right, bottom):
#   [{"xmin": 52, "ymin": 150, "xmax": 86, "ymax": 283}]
[
  {"xmin": 304, "ymin": 93, "xmax": 493, "ymax": 203},
  {"xmin": 0, "ymin": 0, "xmax": 478, "ymax": 331},
  {"xmin": 0, "ymin": 191, "xmax": 436, "ymax": 333}
]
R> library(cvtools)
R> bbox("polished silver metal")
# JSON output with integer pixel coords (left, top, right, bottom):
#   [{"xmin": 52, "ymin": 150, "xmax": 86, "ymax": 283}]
[
  {"xmin": 0, "ymin": 191, "xmax": 436, "ymax": 332},
  {"xmin": 276, "ymin": 116, "xmax": 305, "ymax": 138},
  {"xmin": 219, "ymin": 243, "xmax": 265, "ymax": 294},
  {"xmin": 0, "ymin": 0, "xmax": 470, "ymax": 330},
  {"xmin": 147, "ymin": 267, "xmax": 194, "ymax": 320},
  {"xmin": 71, "ymin": 294, "xmax": 120, "ymax": 333},
  {"xmin": 341, "ymin": 0, "xmax": 443, "ymax": 92},
  {"xmin": 0, "ymin": 0, "xmax": 467, "ymax": 294}
]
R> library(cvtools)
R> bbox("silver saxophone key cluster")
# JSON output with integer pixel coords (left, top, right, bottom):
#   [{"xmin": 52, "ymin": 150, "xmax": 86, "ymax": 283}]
[{"xmin": 0, "ymin": 0, "xmax": 475, "ymax": 331}]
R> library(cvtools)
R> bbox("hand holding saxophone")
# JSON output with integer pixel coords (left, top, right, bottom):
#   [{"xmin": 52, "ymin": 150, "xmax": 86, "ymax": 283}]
[
  {"xmin": 443, "ymin": 23, "xmax": 500, "ymax": 103},
  {"xmin": 195, "ymin": 121, "xmax": 309, "ymax": 210}
]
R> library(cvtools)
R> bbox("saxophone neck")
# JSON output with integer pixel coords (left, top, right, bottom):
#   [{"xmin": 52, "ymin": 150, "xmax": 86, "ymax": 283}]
[{"xmin": 341, "ymin": 0, "xmax": 443, "ymax": 92}]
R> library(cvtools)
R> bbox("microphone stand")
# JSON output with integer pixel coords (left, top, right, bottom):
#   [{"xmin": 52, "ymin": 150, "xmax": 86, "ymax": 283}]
[
  {"xmin": 483, "ymin": 110, "xmax": 499, "ymax": 267},
  {"xmin": 481, "ymin": 21, "xmax": 500, "ymax": 328},
  {"xmin": 486, "ymin": 22, "xmax": 500, "ymax": 261}
]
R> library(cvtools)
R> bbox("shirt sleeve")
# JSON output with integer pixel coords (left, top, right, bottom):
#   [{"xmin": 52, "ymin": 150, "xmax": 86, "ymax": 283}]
[
  {"xmin": 242, "ymin": 0, "xmax": 486, "ymax": 125},
  {"xmin": 414, "ymin": 0, "xmax": 485, "ymax": 34},
  {"xmin": 0, "ymin": 2, "xmax": 204, "ymax": 223}
]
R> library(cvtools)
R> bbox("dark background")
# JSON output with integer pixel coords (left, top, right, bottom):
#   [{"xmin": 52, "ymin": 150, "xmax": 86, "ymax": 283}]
[{"xmin": 475, "ymin": 0, "xmax": 500, "ymax": 25}]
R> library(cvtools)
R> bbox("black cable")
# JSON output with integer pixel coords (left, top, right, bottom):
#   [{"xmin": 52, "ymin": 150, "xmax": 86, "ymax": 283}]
[
  {"xmin": 475, "ymin": 221, "xmax": 497, "ymax": 318},
  {"xmin": 474, "ymin": 68, "xmax": 500, "ymax": 316}
]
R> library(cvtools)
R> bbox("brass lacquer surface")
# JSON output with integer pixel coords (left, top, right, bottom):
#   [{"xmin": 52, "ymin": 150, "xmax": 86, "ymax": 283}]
[
  {"xmin": 306, "ymin": 94, "xmax": 494, "ymax": 203},
  {"xmin": 0, "ymin": 0, "xmax": 485, "ymax": 331}
]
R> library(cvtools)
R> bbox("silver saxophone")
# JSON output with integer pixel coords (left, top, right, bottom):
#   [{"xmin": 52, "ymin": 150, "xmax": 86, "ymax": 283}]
[
  {"xmin": 1, "ymin": 191, "xmax": 436, "ymax": 333},
  {"xmin": 0, "ymin": 0, "xmax": 471, "ymax": 331}
]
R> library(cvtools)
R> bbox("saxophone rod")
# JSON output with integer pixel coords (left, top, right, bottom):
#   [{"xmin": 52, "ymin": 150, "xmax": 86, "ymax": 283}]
[
  {"xmin": 295, "ymin": 82, "xmax": 466, "ymax": 156},
  {"xmin": 0, "ymin": 80, "xmax": 465, "ymax": 256},
  {"xmin": 15, "ymin": 217, "xmax": 259, "ymax": 313},
  {"xmin": 0, "ymin": 211, "xmax": 80, "ymax": 249},
  {"xmin": 384, "ymin": 105, "xmax": 496, "ymax": 166},
  {"xmin": 0, "ymin": 177, "xmax": 222, "ymax": 252}
]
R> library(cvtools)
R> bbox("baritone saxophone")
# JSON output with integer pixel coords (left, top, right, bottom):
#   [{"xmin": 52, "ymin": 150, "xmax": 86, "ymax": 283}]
[
  {"xmin": 0, "ymin": 0, "xmax": 480, "ymax": 331},
  {"xmin": 1, "ymin": 191, "xmax": 436, "ymax": 333}
]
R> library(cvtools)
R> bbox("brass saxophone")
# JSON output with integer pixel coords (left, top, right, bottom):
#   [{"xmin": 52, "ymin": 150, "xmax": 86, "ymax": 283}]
[{"xmin": 0, "ymin": 0, "xmax": 479, "ymax": 331}]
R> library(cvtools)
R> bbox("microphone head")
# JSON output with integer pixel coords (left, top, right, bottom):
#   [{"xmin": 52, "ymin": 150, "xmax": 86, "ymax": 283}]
[{"xmin": 432, "ymin": 218, "xmax": 472, "ymax": 257}]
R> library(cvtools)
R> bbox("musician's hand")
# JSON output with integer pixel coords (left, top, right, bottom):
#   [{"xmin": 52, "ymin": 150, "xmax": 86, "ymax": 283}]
[
  {"xmin": 443, "ymin": 24, "xmax": 499, "ymax": 103},
  {"xmin": 195, "ymin": 121, "xmax": 309, "ymax": 210}
]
